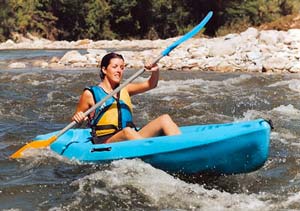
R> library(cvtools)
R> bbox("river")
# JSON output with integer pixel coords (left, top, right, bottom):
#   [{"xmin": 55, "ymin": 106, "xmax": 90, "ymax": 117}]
[{"xmin": 1, "ymin": 50, "xmax": 300, "ymax": 210}]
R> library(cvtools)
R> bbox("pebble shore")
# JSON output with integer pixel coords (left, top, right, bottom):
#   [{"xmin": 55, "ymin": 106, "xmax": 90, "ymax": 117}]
[{"xmin": 1, "ymin": 27, "xmax": 300, "ymax": 73}]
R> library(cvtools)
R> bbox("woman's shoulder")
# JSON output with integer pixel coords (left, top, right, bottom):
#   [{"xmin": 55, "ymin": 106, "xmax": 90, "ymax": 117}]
[{"xmin": 84, "ymin": 85, "xmax": 105, "ymax": 93}]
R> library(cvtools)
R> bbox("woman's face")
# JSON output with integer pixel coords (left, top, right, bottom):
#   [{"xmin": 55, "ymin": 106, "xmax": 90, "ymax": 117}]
[{"xmin": 103, "ymin": 58, "xmax": 125, "ymax": 85}]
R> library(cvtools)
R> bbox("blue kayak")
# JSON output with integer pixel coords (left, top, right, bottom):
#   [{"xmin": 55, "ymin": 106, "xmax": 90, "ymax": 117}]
[{"xmin": 35, "ymin": 118, "xmax": 271, "ymax": 175}]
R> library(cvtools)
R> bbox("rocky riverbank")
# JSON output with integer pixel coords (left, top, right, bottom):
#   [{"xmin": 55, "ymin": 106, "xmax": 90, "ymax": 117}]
[{"xmin": 1, "ymin": 27, "xmax": 300, "ymax": 73}]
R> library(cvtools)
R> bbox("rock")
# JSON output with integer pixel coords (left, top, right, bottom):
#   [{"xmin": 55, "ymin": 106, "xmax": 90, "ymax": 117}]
[
  {"xmin": 240, "ymin": 27, "xmax": 259, "ymax": 40},
  {"xmin": 205, "ymin": 57, "xmax": 221, "ymax": 68},
  {"xmin": 26, "ymin": 32, "xmax": 41, "ymax": 41},
  {"xmin": 85, "ymin": 54, "xmax": 98, "ymax": 65},
  {"xmin": 32, "ymin": 60, "xmax": 48, "ymax": 68},
  {"xmin": 259, "ymin": 30, "xmax": 280, "ymax": 45},
  {"xmin": 11, "ymin": 32, "xmax": 31, "ymax": 43},
  {"xmin": 285, "ymin": 29, "xmax": 300, "ymax": 43},
  {"xmin": 50, "ymin": 56, "xmax": 60, "ymax": 63},
  {"xmin": 246, "ymin": 51, "xmax": 262, "ymax": 61},
  {"xmin": 75, "ymin": 39, "xmax": 91, "ymax": 47},
  {"xmin": 208, "ymin": 39, "xmax": 237, "ymax": 57},
  {"xmin": 247, "ymin": 63, "xmax": 263, "ymax": 72},
  {"xmin": 188, "ymin": 45, "xmax": 209, "ymax": 58},
  {"xmin": 87, "ymin": 49, "xmax": 107, "ymax": 56},
  {"xmin": 1, "ymin": 26, "xmax": 300, "ymax": 73},
  {"xmin": 5, "ymin": 39, "xmax": 14, "ymax": 45},
  {"xmin": 59, "ymin": 50, "xmax": 87, "ymax": 64},
  {"xmin": 71, "ymin": 62, "xmax": 87, "ymax": 68},
  {"xmin": 289, "ymin": 62, "xmax": 300, "ymax": 73},
  {"xmin": 48, "ymin": 62, "xmax": 66, "ymax": 69},
  {"xmin": 32, "ymin": 39, "xmax": 52, "ymax": 49},
  {"xmin": 0, "ymin": 39, "xmax": 15, "ymax": 48},
  {"xmin": 8, "ymin": 62, "xmax": 26, "ymax": 68},
  {"xmin": 262, "ymin": 55, "xmax": 291, "ymax": 71},
  {"xmin": 51, "ymin": 40, "xmax": 73, "ymax": 49}
]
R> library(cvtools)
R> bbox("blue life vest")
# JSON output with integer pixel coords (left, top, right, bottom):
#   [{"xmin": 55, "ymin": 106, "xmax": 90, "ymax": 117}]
[{"xmin": 86, "ymin": 86, "xmax": 135, "ymax": 138}]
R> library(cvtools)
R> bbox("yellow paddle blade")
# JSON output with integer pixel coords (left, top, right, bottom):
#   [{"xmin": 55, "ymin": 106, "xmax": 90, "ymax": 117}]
[{"xmin": 10, "ymin": 135, "xmax": 57, "ymax": 159}]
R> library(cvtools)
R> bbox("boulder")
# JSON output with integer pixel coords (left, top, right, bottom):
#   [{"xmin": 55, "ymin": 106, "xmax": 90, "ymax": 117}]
[
  {"xmin": 262, "ymin": 55, "xmax": 291, "ymax": 71},
  {"xmin": 208, "ymin": 39, "xmax": 237, "ymax": 57},
  {"xmin": 59, "ymin": 50, "xmax": 87, "ymax": 64},
  {"xmin": 8, "ymin": 62, "xmax": 26, "ymax": 68},
  {"xmin": 240, "ymin": 27, "xmax": 259, "ymax": 41},
  {"xmin": 289, "ymin": 62, "xmax": 300, "ymax": 73},
  {"xmin": 32, "ymin": 60, "xmax": 48, "ymax": 68},
  {"xmin": 48, "ymin": 62, "xmax": 66, "ymax": 69},
  {"xmin": 0, "ymin": 39, "xmax": 15, "ymax": 48},
  {"xmin": 259, "ymin": 30, "xmax": 280, "ymax": 45}
]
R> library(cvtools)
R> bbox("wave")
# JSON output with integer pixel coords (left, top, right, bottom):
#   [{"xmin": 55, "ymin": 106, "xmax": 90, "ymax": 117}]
[
  {"xmin": 272, "ymin": 104, "xmax": 300, "ymax": 117},
  {"xmin": 145, "ymin": 74, "xmax": 253, "ymax": 96},
  {"xmin": 269, "ymin": 79, "xmax": 300, "ymax": 92},
  {"xmin": 64, "ymin": 159, "xmax": 269, "ymax": 210}
]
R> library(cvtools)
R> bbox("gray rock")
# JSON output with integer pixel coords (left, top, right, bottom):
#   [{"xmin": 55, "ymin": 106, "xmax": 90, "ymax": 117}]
[
  {"xmin": 8, "ymin": 62, "xmax": 26, "ymax": 69},
  {"xmin": 59, "ymin": 50, "xmax": 87, "ymax": 64}
]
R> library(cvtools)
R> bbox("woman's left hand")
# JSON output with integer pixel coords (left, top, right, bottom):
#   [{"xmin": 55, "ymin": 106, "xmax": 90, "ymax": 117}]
[{"xmin": 144, "ymin": 61, "xmax": 159, "ymax": 72}]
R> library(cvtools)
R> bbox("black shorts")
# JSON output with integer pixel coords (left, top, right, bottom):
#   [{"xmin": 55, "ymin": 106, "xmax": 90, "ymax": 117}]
[{"xmin": 91, "ymin": 133, "xmax": 116, "ymax": 144}]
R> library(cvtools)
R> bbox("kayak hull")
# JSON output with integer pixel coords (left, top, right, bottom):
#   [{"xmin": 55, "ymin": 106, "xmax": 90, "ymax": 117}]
[{"xmin": 34, "ymin": 119, "xmax": 271, "ymax": 175}]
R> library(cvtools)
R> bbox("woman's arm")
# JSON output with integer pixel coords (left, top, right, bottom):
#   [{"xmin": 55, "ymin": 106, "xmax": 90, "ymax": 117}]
[
  {"xmin": 72, "ymin": 89, "xmax": 94, "ymax": 123},
  {"xmin": 126, "ymin": 63, "xmax": 159, "ymax": 96}
]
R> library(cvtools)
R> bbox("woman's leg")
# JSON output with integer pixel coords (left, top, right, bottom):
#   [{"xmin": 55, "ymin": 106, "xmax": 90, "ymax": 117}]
[
  {"xmin": 104, "ymin": 114, "xmax": 181, "ymax": 143},
  {"xmin": 138, "ymin": 114, "xmax": 181, "ymax": 138},
  {"xmin": 104, "ymin": 127, "xmax": 143, "ymax": 143}
]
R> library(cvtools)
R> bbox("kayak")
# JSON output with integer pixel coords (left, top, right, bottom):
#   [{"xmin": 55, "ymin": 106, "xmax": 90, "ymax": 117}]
[{"xmin": 34, "ymin": 118, "xmax": 271, "ymax": 175}]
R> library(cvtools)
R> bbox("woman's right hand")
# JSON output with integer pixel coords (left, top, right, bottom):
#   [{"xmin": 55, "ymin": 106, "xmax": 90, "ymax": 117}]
[{"xmin": 72, "ymin": 111, "xmax": 88, "ymax": 123}]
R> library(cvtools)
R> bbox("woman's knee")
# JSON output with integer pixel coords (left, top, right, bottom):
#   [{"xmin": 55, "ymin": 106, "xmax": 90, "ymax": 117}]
[
  {"xmin": 122, "ymin": 127, "xmax": 141, "ymax": 139},
  {"xmin": 159, "ymin": 114, "xmax": 173, "ymax": 124},
  {"xmin": 157, "ymin": 114, "xmax": 180, "ymax": 135}
]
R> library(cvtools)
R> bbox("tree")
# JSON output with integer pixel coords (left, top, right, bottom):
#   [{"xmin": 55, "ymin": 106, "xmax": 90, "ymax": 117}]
[
  {"xmin": 220, "ymin": 0, "xmax": 299, "ymax": 28},
  {"xmin": 107, "ymin": 0, "xmax": 140, "ymax": 39},
  {"xmin": 0, "ymin": 1, "xmax": 15, "ymax": 41},
  {"xmin": 149, "ymin": 0, "xmax": 187, "ymax": 39},
  {"xmin": 1, "ymin": 0, "xmax": 300, "ymax": 41},
  {"xmin": 8, "ymin": 0, "xmax": 58, "ymax": 39},
  {"xmin": 84, "ymin": 0, "xmax": 115, "ymax": 40},
  {"xmin": 50, "ymin": 0, "xmax": 86, "ymax": 40},
  {"xmin": 183, "ymin": 0, "xmax": 222, "ymax": 36}
]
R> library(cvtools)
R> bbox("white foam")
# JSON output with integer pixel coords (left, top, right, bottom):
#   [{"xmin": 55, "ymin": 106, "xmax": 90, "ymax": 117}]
[
  {"xmin": 19, "ymin": 146, "xmax": 82, "ymax": 167},
  {"xmin": 268, "ymin": 80, "xmax": 290, "ymax": 87},
  {"xmin": 272, "ymin": 104, "xmax": 300, "ymax": 116},
  {"xmin": 268, "ymin": 79, "xmax": 300, "ymax": 92},
  {"xmin": 46, "ymin": 91, "xmax": 63, "ymax": 102},
  {"xmin": 148, "ymin": 78, "xmax": 205, "ymax": 95},
  {"xmin": 222, "ymin": 74, "xmax": 252, "ymax": 85},
  {"xmin": 281, "ymin": 191, "xmax": 300, "ymax": 208},
  {"xmin": 71, "ymin": 159, "xmax": 269, "ymax": 210},
  {"xmin": 271, "ymin": 131, "xmax": 290, "ymax": 145},
  {"xmin": 31, "ymin": 80, "xmax": 42, "ymax": 86},
  {"xmin": 288, "ymin": 79, "xmax": 300, "ymax": 92},
  {"xmin": 11, "ymin": 73, "xmax": 33, "ymax": 81},
  {"xmin": 238, "ymin": 110, "xmax": 263, "ymax": 121},
  {"xmin": 146, "ymin": 75, "xmax": 252, "ymax": 96}
]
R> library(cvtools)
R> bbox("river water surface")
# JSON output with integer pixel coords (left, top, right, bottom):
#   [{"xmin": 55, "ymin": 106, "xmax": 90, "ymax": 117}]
[{"xmin": 1, "ymin": 50, "xmax": 300, "ymax": 210}]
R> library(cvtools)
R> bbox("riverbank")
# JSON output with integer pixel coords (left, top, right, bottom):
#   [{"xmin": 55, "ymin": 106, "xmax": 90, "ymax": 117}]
[{"xmin": 1, "ymin": 27, "xmax": 300, "ymax": 73}]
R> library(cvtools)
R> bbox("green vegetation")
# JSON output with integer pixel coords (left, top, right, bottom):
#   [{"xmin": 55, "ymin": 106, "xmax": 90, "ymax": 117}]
[
  {"xmin": 0, "ymin": 0, "xmax": 299, "ymax": 42},
  {"xmin": 217, "ymin": 0, "xmax": 300, "ymax": 35}
]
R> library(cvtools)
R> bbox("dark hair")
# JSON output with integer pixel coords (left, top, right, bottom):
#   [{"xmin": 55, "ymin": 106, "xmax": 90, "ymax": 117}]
[{"xmin": 99, "ymin": 52, "xmax": 124, "ymax": 79}]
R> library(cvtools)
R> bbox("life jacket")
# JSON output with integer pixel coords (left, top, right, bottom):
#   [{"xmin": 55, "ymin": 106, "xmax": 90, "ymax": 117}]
[{"xmin": 86, "ymin": 85, "xmax": 135, "ymax": 138}]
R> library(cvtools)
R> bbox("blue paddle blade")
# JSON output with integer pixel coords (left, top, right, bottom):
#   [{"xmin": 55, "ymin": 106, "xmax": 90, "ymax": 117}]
[{"xmin": 161, "ymin": 11, "xmax": 213, "ymax": 56}]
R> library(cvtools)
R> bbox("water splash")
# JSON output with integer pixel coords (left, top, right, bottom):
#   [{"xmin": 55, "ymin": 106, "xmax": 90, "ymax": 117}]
[{"xmin": 65, "ymin": 159, "xmax": 270, "ymax": 210}]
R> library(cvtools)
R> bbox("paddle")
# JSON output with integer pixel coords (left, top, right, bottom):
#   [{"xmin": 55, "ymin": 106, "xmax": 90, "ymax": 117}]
[{"xmin": 10, "ymin": 11, "xmax": 213, "ymax": 159}]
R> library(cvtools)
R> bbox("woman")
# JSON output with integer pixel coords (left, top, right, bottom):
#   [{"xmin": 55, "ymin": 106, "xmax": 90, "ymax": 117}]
[{"xmin": 72, "ymin": 52, "xmax": 181, "ymax": 144}]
